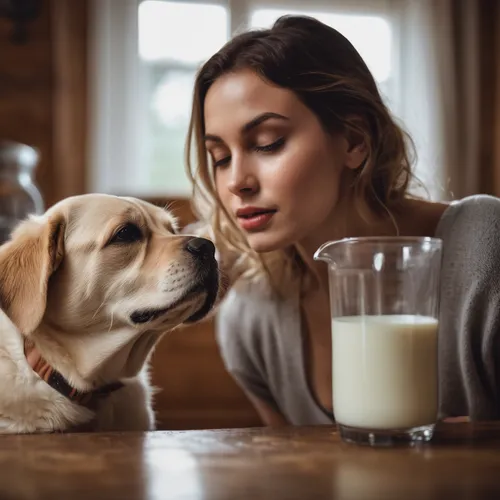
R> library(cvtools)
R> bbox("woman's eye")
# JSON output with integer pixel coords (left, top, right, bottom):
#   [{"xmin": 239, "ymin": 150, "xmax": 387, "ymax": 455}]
[
  {"xmin": 254, "ymin": 137, "xmax": 285, "ymax": 153},
  {"xmin": 211, "ymin": 138, "xmax": 284, "ymax": 168},
  {"xmin": 213, "ymin": 156, "xmax": 231, "ymax": 168},
  {"xmin": 109, "ymin": 223, "xmax": 143, "ymax": 244}
]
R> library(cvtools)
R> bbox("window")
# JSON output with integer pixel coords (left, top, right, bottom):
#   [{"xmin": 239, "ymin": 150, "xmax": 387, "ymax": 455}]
[
  {"xmin": 138, "ymin": 1, "xmax": 229, "ymax": 194},
  {"xmin": 89, "ymin": 0, "xmax": 441, "ymax": 199},
  {"xmin": 250, "ymin": 9, "xmax": 392, "ymax": 82},
  {"xmin": 248, "ymin": 5, "xmax": 397, "ymax": 113}
]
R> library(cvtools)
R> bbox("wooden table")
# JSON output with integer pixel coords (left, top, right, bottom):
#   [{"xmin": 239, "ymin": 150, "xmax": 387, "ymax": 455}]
[{"xmin": 1, "ymin": 422, "xmax": 499, "ymax": 499}]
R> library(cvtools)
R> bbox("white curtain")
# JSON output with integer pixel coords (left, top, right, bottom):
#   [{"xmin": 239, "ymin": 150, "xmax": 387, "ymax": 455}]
[
  {"xmin": 395, "ymin": 0, "xmax": 500, "ymax": 201},
  {"xmin": 392, "ymin": 0, "xmax": 452, "ymax": 201}
]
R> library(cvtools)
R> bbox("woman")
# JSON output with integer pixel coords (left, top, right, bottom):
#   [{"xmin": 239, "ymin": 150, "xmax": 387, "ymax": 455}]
[{"xmin": 185, "ymin": 15, "xmax": 500, "ymax": 425}]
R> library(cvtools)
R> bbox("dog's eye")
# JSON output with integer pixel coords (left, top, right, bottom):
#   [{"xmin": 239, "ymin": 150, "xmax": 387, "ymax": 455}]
[{"xmin": 109, "ymin": 223, "xmax": 143, "ymax": 244}]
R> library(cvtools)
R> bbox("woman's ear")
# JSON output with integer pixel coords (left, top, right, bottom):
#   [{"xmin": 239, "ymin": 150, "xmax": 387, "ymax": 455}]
[
  {"xmin": 343, "ymin": 116, "xmax": 369, "ymax": 170},
  {"xmin": 0, "ymin": 214, "xmax": 65, "ymax": 335},
  {"xmin": 345, "ymin": 142, "xmax": 368, "ymax": 170}
]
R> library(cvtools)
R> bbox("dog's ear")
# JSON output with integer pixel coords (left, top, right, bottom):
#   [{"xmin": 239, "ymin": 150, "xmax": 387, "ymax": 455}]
[{"xmin": 0, "ymin": 214, "xmax": 65, "ymax": 334}]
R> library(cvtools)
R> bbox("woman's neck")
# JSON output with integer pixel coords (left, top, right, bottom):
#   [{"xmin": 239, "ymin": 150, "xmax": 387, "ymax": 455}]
[{"xmin": 297, "ymin": 197, "xmax": 449, "ymax": 294}]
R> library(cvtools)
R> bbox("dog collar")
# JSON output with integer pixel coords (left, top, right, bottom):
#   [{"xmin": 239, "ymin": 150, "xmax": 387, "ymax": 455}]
[{"xmin": 24, "ymin": 340, "xmax": 124, "ymax": 408}]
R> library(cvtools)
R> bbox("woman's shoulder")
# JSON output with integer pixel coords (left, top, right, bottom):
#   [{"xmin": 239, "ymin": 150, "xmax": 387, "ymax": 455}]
[
  {"xmin": 436, "ymin": 194, "xmax": 500, "ymax": 237},
  {"xmin": 436, "ymin": 194, "xmax": 500, "ymax": 275}
]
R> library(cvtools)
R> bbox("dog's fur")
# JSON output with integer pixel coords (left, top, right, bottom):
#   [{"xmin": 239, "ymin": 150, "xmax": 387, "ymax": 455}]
[{"xmin": 0, "ymin": 194, "xmax": 224, "ymax": 434}]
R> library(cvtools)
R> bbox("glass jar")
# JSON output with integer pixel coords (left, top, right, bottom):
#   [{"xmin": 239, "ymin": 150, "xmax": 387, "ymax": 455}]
[{"xmin": 0, "ymin": 140, "xmax": 45, "ymax": 244}]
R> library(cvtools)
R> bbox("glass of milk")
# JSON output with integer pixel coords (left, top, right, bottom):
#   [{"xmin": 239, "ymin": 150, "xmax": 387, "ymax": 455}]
[{"xmin": 314, "ymin": 237, "xmax": 442, "ymax": 446}]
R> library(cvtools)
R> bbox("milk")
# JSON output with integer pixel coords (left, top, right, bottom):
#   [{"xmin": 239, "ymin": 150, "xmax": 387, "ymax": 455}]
[{"xmin": 332, "ymin": 315, "xmax": 438, "ymax": 430}]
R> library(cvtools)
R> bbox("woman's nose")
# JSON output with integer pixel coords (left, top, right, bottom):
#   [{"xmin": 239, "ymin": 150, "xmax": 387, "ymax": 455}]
[{"xmin": 227, "ymin": 157, "xmax": 259, "ymax": 196}]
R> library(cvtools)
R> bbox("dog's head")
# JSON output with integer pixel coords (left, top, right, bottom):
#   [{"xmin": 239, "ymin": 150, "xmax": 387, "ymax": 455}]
[{"xmin": 0, "ymin": 194, "xmax": 225, "ymax": 385}]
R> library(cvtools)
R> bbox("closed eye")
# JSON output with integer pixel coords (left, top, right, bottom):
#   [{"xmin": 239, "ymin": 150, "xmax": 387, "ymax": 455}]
[
  {"xmin": 213, "ymin": 156, "xmax": 231, "ymax": 168},
  {"xmin": 212, "ymin": 137, "xmax": 285, "ymax": 168},
  {"xmin": 254, "ymin": 137, "xmax": 285, "ymax": 153}
]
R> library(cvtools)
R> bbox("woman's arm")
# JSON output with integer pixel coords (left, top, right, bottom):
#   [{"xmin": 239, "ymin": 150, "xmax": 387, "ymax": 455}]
[
  {"xmin": 245, "ymin": 391, "xmax": 289, "ymax": 426},
  {"xmin": 215, "ymin": 286, "xmax": 289, "ymax": 427},
  {"xmin": 436, "ymin": 194, "xmax": 500, "ymax": 420}
]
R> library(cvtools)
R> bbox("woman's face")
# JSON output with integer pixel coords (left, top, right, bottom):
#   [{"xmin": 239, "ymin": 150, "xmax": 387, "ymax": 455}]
[{"xmin": 204, "ymin": 69, "xmax": 356, "ymax": 253}]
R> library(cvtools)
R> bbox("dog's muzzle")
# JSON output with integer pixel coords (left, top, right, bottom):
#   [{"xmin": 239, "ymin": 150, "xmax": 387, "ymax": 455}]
[
  {"xmin": 183, "ymin": 237, "xmax": 219, "ymax": 323},
  {"xmin": 130, "ymin": 237, "xmax": 219, "ymax": 325}
]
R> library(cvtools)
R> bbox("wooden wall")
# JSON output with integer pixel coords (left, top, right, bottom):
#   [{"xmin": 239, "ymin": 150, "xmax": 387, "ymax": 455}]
[
  {"xmin": 0, "ymin": 0, "xmax": 260, "ymax": 430},
  {"xmin": 151, "ymin": 317, "xmax": 262, "ymax": 430},
  {"xmin": 0, "ymin": 1, "xmax": 55, "ymax": 205},
  {"xmin": 0, "ymin": 0, "xmax": 88, "ymax": 207}
]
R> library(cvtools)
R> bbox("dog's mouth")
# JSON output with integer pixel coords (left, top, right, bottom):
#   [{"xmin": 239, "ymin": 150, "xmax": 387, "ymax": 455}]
[
  {"xmin": 130, "ymin": 269, "xmax": 219, "ymax": 326},
  {"xmin": 184, "ymin": 274, "xmax": 218, "ymax": 324}
]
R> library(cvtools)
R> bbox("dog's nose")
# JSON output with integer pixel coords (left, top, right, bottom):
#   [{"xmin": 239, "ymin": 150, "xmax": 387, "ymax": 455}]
[{"xmin": 185, "ymin": 237, "xmax": 216, "ymax": 259}]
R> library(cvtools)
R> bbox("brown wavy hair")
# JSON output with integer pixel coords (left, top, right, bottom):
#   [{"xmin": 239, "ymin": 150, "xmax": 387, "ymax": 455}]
[{"xmin": 186, "ymin": 15, "xmax": 418, "ymax": 296}]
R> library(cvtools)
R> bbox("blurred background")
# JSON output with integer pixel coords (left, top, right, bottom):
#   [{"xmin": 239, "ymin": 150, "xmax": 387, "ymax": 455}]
[{"xmin": 0, "ymin": 0, "xmax": 499, "ymax": 430}]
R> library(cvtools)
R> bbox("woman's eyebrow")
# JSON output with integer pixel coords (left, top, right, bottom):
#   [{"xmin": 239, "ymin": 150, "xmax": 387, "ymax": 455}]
[
  {"xmin": 241, "ymin": 112, "xmax": 289, "ymax": 133},
  {"xmin": 204, "ymin": 112, "xmax": 289, "ymax": 143},
  {"xmin": 204, "ymin": 133, "xmax": 223, "ymax": 143}
]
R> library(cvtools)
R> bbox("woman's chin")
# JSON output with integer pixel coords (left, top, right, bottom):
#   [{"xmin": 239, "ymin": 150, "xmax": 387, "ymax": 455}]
[{"xmin": 246, "ymin": 230, "xmax": 292, "ymax": 253}]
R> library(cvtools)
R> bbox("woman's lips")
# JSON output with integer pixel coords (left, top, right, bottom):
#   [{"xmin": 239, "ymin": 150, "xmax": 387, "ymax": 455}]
[{"xmin": 236, "ymin": 209, "xmax": 277, "ymax": 231}]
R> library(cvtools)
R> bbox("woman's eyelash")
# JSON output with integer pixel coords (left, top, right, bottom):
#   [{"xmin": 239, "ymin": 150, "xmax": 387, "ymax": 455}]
[
  {"xmin": 212, "ymin": 137, "xmax": 285, "ymax": 168},
  {"xmin": 213, "ymin": 156, "xmax": 230, "ymax": 168},
  {"xmin": 254, "ymin": 137, "xmax": 285, "ymax": 153}
]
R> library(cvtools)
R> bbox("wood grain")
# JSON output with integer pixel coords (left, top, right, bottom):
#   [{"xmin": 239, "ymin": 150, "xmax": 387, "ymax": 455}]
[{"xmin": 0, "ymin": 423, "xmax": 499, "ymax": 499}]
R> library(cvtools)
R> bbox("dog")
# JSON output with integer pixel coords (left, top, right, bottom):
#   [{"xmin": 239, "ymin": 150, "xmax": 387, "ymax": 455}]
[{"xmin": 0, "ymin": 193, "xmax": 224, "ymax": 433}]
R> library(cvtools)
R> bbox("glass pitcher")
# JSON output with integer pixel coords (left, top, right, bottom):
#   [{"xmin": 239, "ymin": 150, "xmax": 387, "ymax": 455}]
[
  {"xmin": 0, "ymin": 140, "xmax": 44, "ymax": 244},
  {"xmin": 314, "ymin": 236, "xmax": 442, "ymax": 446}
]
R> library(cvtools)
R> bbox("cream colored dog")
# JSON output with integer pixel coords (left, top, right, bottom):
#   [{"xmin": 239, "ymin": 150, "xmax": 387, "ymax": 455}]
[{"xmin": 0, "ymin": 193, "xmax": 223, "ymax": 434}]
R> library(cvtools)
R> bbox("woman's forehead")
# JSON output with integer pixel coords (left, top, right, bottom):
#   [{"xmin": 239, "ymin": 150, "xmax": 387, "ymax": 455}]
[{"xmin": 203, "ymin": 70, "xmax": 302, "ymax": 135}]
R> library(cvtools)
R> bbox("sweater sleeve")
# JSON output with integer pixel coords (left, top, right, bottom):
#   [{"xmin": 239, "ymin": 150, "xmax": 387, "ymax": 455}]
[
  {"xmin": 215, "ymin": 287, "xmax": 281, "ymax": 413},
  {"xmin": 436, "ymin": 194, "xmax": 500, "ymax": 419}
]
